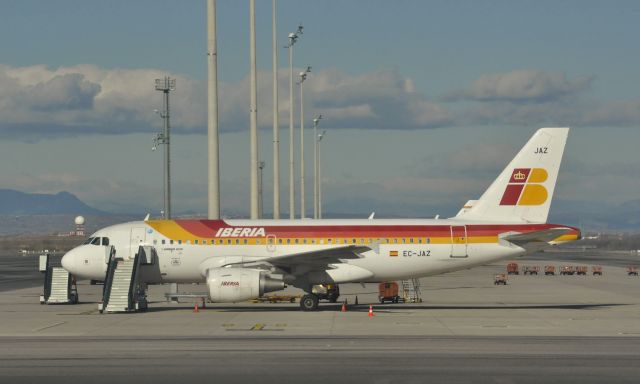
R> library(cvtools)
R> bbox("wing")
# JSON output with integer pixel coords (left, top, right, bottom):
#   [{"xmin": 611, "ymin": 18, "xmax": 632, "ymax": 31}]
[{"xmin": 220, "ymin": 244, "xmax": 373, "ymax": 270}]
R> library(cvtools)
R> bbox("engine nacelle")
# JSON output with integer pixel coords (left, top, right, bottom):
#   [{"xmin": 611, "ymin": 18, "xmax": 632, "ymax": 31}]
[{"xmin": 206, "ymin": 268, "xmax": 285, "ymax": 303}]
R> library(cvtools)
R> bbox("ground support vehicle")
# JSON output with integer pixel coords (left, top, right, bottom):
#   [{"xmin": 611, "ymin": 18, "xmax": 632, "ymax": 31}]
[
  {"xmin": 312, "ymin": 284, "xmax": 340, "ymax": 303},
  {"xmin": 560, "ymin": 266, "xmax": 575, "ymax": 275},
  {"xmin": 379, "ymin": 282, "xmax": 402, "ymax": 303}
]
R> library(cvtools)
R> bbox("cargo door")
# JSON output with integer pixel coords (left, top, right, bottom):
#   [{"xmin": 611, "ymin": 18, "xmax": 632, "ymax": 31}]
[
  {"xmin": 450, "ymin": 225, "xmax": 468, "ymax": 258},
  {"xmin": 130, "ymin": 227, "xmax": 146, "ymax": 259}
]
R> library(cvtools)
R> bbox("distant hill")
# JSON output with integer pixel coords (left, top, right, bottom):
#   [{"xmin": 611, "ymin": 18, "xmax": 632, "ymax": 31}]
[{"xmin": 0, "ymin": 189, "xmax": 107, "ymax": 215}]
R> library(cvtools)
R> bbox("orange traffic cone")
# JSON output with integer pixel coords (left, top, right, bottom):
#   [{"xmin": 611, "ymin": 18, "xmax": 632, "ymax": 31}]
[
  {"xmin": 368, "ymin": 305, "xmax": 374, "ymax": 317},
  {"xmin": 341, "ymin": 301, "xmax": 347, "ymax": 312},
  {"xmin": 193, "ymin": 302, "xmax": 199, "ymax": 313}
]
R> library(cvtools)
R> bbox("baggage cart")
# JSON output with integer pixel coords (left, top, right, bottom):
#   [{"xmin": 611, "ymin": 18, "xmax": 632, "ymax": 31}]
[{"xmin": 507, "ymin": 262, "xmax": 519, "ymax": 275}]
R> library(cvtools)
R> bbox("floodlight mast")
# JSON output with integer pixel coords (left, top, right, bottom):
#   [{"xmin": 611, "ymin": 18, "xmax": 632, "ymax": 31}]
[
  {"xmin": 272, "ymin": 0, "xmax": 280, "ymax": 219},
  {"xmin": 313, "ymin": 114, "xmax": 323, "ymax": 219},
  {"xmin": 286, "ymin": 23, "xmax": 303, "ymax": 219},
  {"xmin": 298, "ymin": 66, "xmax": 311, "ymax": 219},
  {"xmin": 318, "ymin": 129, "xmax": 326, "ymax": 219},
  {"xmin": 154, "ymin": 77, "xmax": 176, "ymax": 220},
  {"xmin": 207, "ymin": 0, "xmax": 220, "ymax": 220},
  {"xmin": 249, "ymin": 0, "xmax": 259, "ymax": 219}
]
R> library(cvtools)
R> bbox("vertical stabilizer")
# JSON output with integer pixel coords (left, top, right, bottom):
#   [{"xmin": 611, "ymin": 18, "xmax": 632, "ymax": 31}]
[{"xmin": 456, "ymin": 128, "xmax": 569, "ymax": 223}]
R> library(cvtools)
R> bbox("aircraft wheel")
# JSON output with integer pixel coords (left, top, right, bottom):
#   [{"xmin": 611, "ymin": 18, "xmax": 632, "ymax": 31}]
[{"xmin": 300, "ymin": 294, "xmax": 319, "ymax": 311}]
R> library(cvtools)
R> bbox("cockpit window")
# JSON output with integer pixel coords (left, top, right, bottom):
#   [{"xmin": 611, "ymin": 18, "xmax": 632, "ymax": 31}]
[
  {"xmin": 102, "ymin": 237, "xmax": 109, "ymax": 246},
  {"xmin": 83, "ymin": 237, "xmax": 94, "ymax": 245},
  {"xmin": 90, "ymin": 237, "xmax": 101, "ymax": 245}
]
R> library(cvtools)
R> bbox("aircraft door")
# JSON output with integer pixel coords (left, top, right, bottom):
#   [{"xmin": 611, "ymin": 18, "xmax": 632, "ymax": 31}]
[
  {"xmin": 450, "ymin": 225, "xmax": 468, "ymax": 258},
  {"xmin": 266, "ymin": 234, "xmax": 277, "ymax": 253},
  {"xmin": 130, "ymin": 227, "xmax": 147, "ymax": 259}
]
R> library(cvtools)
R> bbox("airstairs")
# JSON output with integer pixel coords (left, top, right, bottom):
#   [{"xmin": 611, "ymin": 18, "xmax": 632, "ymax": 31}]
[
  {"xmin": 401, "ymin": 278, "xmax": 423, "ymax": 303},
  {"xmin": 39, "ymin": 254, "xmax": 78, "ymax": 304},
  {"xmin": 100, "ymin": 246, "xmax": 150, "ymax": 313}
]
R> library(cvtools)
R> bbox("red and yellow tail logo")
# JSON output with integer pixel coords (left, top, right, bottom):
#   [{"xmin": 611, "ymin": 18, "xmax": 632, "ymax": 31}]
[{"xmin": 500, "ymin": 168, "xmax": 548, "ymax": 206}]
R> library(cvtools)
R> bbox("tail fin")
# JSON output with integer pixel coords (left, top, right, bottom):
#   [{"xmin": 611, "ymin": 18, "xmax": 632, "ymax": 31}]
[{"xmin": 456, "ymin": 127, "xmax": 569, "ymax": 223}]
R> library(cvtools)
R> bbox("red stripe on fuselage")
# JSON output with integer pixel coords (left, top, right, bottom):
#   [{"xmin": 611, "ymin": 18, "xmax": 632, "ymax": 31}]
[{"xmin": 169, "ymin": 220, "xmax": 577, "ymax": 238}]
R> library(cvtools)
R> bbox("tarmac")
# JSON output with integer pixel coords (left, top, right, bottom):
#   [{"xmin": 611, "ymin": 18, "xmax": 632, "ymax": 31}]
[{"xmin": 1, "ymin": 250, "xmax": 640, "ymax": 383}]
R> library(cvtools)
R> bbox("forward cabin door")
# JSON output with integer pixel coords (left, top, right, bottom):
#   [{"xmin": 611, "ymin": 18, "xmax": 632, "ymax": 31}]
[
  {"xmin": 450, "ymin": 225, "xmax": 468, "ymax": 258},
  {"xmin": 130, "ymin": 227, "xmax": 147, "ymax": 259},
  {"xmin": 266, "ymin": 234, "xmax": 277, "ymax": 253}
]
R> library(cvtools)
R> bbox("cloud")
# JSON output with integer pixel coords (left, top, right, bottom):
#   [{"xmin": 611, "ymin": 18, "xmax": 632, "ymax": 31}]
[
  {"xmin": 444, "ymin": 69, "xmax": 593, "ymax": 103},
  {"xmin": 442, "ymin": 69, "xmax": 640, "ymax": 128},
  {"xmin": 0, "ymin": 64, "xmax": 452, "ymax": 140}
]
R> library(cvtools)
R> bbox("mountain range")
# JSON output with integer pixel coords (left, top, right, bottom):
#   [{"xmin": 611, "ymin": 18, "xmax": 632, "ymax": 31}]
[{"xmin": 0, "ymin": 189, "xmax": 106, "ymax": 216}]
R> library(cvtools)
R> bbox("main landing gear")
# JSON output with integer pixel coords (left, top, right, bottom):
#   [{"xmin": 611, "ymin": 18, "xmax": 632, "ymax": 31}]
[{"xmin": 300, "ymin": 293, "xmax": 319, "ymax": 311}]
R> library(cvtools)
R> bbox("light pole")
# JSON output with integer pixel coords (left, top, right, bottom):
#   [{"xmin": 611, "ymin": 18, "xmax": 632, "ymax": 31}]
[
  {"xmin": 207, "ymin": 0, "xmax": 220, "ymax": 220},
  {"xmin": 298, "ymin": 66, "xmax": 311, "ymax": 219},
  {"xmin": 318, "ymin": 130, "xmax": 326, "ymax": 219},
  {"xmin": 271, "ymin": 0, "xmax": 280, "ymax": 220},
  {"xmin": 286, "ymin": 24, "xmax": 303, "ymax": 220},
  {"xmin": 258, "ymin": 161, "xmax": 265, "ymax": 219},
  {"xmin": 249, "ymin": 0, "xmax": 259, "ymax": 219},
  {"xmin": 153, "ymin": 77, "xmax": 176, "ymax": 220},
  {"xmin": 313, "ymin": 115, "xmax": 322, "ymax": 219}
]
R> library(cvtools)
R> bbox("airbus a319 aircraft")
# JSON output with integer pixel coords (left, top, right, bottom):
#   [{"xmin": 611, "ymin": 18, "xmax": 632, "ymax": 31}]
[{"xmin": 62, "ymin": 128, "xmax": 579, "ymax": 311}]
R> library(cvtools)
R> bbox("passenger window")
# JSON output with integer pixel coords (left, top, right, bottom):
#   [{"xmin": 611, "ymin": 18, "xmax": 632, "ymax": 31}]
[
  {"xmin": 170, "ymin": 240, "xmax": 174, "ymax": 245},
  {"xmin": 195, "ymin": 240, "xmax": 199, "ymax": 245},
  {"xmin": 162, "ymin": 239, "xmax": 166, "ymax": 245},
  {"xmin": 178, "ymin": 240, "xmax": 182, "ymax": 245}
]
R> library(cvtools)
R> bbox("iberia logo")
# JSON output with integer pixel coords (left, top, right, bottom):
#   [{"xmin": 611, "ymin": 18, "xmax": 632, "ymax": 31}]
[{"xmin": 499, "ymin": 168, "xmax": 548, "ymax": 206}]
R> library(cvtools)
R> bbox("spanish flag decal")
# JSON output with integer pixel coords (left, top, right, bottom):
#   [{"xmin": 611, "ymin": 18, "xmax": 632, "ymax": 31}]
[
  {"xmin": 500, "ymin": 168, "xmax": 548, "ymax": 206},
  {"xmin": 389, "ymin": 250, "xmax": 398, "ymax": 257}
]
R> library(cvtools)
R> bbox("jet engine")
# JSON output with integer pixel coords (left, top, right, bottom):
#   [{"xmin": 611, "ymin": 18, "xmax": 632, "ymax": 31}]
[{"xmin": 206, "ymin": 268, "xmax": 285, "ymax": 303}]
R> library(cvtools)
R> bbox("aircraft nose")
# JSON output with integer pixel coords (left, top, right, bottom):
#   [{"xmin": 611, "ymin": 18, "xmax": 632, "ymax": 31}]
[{"xmin": 61, "ymin": 248, "xmax": 79, "ymax": 274}]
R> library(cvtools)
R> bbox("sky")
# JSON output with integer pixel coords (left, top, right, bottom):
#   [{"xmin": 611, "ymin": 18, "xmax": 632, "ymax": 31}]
[{"xmin": 1, "ymin": 0, "xmax": 640, "ymax": 223}]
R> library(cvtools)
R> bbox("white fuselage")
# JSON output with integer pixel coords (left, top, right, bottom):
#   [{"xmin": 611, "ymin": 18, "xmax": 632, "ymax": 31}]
[{"xmin": 61, "ymin": 218, "xmax": 543, "ymax": 285}]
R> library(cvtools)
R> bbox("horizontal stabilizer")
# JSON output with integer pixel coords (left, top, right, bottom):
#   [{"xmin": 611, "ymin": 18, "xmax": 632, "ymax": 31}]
[{"xmin": 502, "ymin": 228, "xmax": 573, "ymax": 252}]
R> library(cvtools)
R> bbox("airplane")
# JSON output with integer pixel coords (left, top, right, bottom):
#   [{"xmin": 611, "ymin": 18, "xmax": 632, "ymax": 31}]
[{"xmin": 61, "ymin": 127, "xmax": 580, "ymax": 311}]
